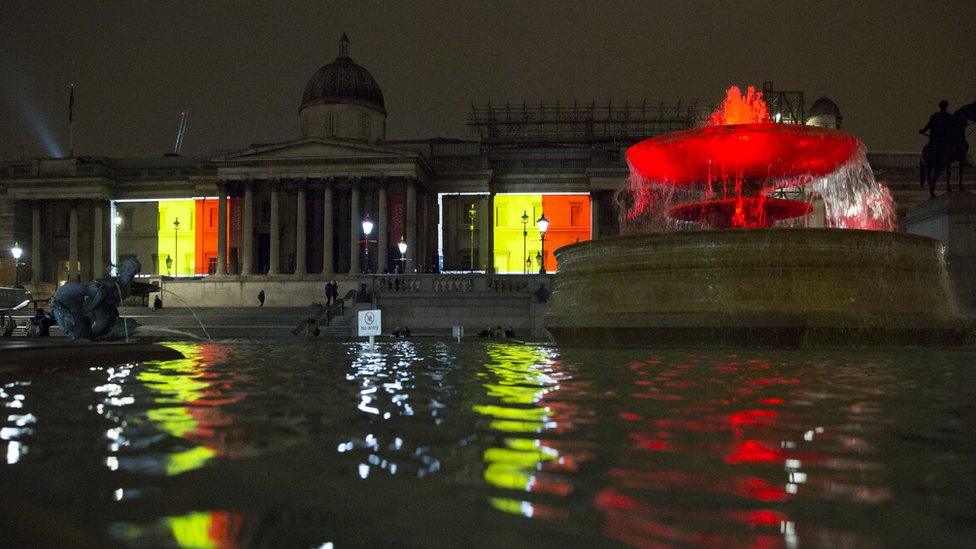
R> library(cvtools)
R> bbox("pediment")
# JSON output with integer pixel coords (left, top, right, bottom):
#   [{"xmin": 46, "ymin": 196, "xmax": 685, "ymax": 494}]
[{"xmin": 214, "ymin": 138, "xmax": 407, "ymax": 162}]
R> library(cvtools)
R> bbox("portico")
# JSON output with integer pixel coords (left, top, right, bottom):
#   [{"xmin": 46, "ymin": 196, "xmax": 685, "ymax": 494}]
[{"xmin": 212, "ymin": 137, "xmax": 433, "ymax": 278}]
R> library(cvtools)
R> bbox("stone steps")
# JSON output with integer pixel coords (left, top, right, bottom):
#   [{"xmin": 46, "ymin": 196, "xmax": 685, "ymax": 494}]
[{"xmin": 4, "ymin": 307, "xmax": 353, "ymax": 340}]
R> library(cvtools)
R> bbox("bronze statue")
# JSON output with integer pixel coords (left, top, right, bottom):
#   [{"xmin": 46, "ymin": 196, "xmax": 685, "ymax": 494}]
[
  {"xmin": 51, "ymin": 258, "xmax": 141, "ymax": 341},
  {"xmin": 920, "ymin": 100, "xmax": 975, "ymax": 197}
]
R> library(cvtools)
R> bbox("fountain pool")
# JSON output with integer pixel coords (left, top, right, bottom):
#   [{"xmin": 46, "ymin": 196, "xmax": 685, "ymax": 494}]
[{"xmin": 1, "ymin": 341, "xmax": 974, "ymax": 547}]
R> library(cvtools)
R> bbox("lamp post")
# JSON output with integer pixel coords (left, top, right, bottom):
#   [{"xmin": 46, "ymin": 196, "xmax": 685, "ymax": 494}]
[
  {"xmin": 172, "ymin": 217, "xmax": 180, "ymax": 276},
  {"xmin": 536, "ymin": 212, "xmax": 549, "ymax": 274},
  {"xmin": 467, "ymin": 203, "xmax": 477, "ymax": 272},
  {"xmin": 360, "ymin": 213, "xmax": 375, "ymax": 273},
  {"xmin": 11, "ymin": 242, "xmax": 23, "ymax": 287},
  {"xmin": 165, "ymin": 254, "xmax": 173, "ymax": 275},
  {"xmin": 521, "ymin": 210, "xmax": 529, "ymax": 274},
  {"xmin": 397, "ymin": 235, "xmax": 408, "ymax": 273}
]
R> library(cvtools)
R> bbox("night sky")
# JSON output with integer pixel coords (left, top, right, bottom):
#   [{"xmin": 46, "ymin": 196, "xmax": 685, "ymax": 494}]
[{"xmin": 1, "ymin": 1, "xmax": 973, "ymax": 159}]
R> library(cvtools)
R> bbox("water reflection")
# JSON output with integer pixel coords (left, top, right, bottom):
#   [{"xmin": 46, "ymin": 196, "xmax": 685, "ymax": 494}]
[
  {"xmin": 98, "ymin": 343, "xmax": 241, "ymax": 478},
  {"xmin": 476, "ymin": 344, "xmax": 585, "ymax": 521},
  {"xmin": 337, "ymin": 341, "xmax": 448, "ymax": 479},
  {"xmin": 0, "ymin": 380, "xmax": 34, "ymax": 464},
  {"xmin": 599, "ymin": 352, "xmax": 896, "ymax": 547}
]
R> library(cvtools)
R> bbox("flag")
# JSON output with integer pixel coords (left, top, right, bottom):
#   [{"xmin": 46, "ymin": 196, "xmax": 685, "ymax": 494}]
[{"xmin": 68, "ymin": 84, "xmax": 74, "ymax": 123}]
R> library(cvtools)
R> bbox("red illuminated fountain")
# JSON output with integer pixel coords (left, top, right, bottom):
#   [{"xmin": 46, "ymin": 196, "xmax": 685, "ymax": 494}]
[
  {"xmin": 623, "ymin": 86, "xmax": 894, "ymax": 231},
  {"xmin": 545, "ymin": 86, "xmax": 971, "ymax": 348}
]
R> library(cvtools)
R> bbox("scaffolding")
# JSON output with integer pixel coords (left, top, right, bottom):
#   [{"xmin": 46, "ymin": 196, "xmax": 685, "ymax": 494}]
[
  {"xmin": 763, "ymin": 81, "xmax": 805, "ymax": 125},
  {"xmin": 467, "ymin": 100, "xmax": 699, "ymax": 143}
]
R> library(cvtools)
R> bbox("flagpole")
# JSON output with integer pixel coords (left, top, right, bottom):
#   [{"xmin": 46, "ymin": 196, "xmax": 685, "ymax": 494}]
[{"xmin": 68, "ymin": 83, "xmax": 74, "ymax": 158}]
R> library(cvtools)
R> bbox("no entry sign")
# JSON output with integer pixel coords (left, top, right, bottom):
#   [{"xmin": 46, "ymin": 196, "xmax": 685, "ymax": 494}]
[{"xmin": 358, "ymin": 309, "xmax": 382, "ymax": 337}]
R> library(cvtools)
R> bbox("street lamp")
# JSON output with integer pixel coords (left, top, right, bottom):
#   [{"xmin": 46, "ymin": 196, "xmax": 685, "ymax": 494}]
[
  {"xmin": 361, "ymin": 213, "xmax": 374, "ymax": 273},
  {"xmin": 536, "ymin": 212, "xmax": 549, "ymax": 274},
  {"xmin": 10, "ymin": 242, "xmax": 23, "ymax": 287},
  {"xmin": 468, "ymin": 203, "xmax": 477, "ymax": 272},
  {"xmin": 521, "ymin": 210, "xmax": 529, "ymax": 274},
  {"xmin": 397, "ymin": 235, "xmax": 408, "ymax": 273},
  {"xmin": 172, "ymin": 217, "xmax": 181, "ymax": 276},
  {"xmin": 114, "ymin": 213, "xmax": 123, "ymax": 227},
  {"xmin": 165, "ymin": 254, "xmax": 173, "ymax": 275}
]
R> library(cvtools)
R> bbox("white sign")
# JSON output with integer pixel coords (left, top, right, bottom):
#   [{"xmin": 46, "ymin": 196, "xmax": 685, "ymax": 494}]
[
  {"xmin": 358, "ymin": 309, "xmax": 382, "ymax": 337},
  {"xmin": 452, "ymin": 325, "xmax": 464, "ymax": 342}
]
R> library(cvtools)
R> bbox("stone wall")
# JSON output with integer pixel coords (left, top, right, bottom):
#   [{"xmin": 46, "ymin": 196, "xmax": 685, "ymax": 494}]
[{"xmin": 161, "ymin": 273, "xmax": 554, "ymax": 340}]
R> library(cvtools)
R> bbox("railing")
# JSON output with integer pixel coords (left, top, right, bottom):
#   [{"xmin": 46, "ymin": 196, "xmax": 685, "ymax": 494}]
[{"xmin": 360, "ymin": 274, "xmax": 553, "ymax": 295}]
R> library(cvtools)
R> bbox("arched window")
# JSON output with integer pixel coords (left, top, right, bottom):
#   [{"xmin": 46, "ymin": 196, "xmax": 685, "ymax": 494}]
[{"xmin": 361, "ymin": 112, "xmax": 370, "ymax": 139}]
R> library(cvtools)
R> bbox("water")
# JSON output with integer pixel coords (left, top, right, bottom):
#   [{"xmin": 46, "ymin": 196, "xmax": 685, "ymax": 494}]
[{"xmin": 2, "ymin": 341, "xmax": 974, "ymax": 547}]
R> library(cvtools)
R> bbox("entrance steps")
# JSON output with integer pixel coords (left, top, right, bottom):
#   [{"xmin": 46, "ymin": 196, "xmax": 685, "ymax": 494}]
[{"xmin": 117, "ymin": 307, "xmax": 352, "ymax": 340}]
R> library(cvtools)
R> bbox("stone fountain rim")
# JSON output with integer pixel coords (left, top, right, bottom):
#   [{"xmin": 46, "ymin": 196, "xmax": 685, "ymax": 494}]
[{"xmin": 553, "ymin": 227, "xmax": 943, "ymax": 258}]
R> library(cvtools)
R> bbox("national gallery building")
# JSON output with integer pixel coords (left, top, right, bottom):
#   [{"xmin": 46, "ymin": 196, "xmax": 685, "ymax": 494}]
[{"xmin": 0, "ymin": 36, "xmax": 953, "ymax": 299}]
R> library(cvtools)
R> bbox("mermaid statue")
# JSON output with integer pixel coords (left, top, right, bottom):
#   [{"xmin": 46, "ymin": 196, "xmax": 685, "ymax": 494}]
[{"xmin": 51, "ymin": 258, "xmax": 141, "ymax": 341}]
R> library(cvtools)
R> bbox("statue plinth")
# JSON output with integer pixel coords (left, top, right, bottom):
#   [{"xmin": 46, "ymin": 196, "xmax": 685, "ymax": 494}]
[{"xmin": 906, "ymin": 190, "xmax": 976, "ymax": 315}]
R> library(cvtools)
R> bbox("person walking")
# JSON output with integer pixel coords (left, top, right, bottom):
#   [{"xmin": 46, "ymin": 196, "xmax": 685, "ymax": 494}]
[{"xmin": 258, "ymin": 290, "xmax": 265, "ymax": 307}]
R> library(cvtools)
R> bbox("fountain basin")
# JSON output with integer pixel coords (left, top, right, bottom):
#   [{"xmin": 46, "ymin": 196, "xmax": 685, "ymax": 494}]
[
  {"xmin": 626, "ymin": 123, "xmax": 860, "ymax": 184},
  {"xmin": 545, "ymin": 229, "xmax": 974, "ymax": 347}
]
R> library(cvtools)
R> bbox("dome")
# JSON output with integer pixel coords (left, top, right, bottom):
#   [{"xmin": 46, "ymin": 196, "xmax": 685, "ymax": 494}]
[
  {"xmin": 300, "ymin": 34, "xmax": 386, "ymax": 114},
  {"xmin": 808, "ymin": 96, "xmax": 842, "ymax": 119}
]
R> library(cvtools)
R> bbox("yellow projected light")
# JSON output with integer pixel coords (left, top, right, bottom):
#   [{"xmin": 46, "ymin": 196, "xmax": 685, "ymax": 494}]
[
  {"xmin": 157, "ymin": 200, "xmax": 195, "ymax": 276},
  {"xmin": 493, "ymin": 194, "xmax": 542, "ymax": 273}
]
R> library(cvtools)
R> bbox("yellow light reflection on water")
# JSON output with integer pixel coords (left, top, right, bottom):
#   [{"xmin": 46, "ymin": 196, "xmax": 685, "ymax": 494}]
[
  {"xmin": 475, "ymin": 344, "xmax": 565, "ymax": 512},
  {"xmin": 135, "ymin": 343, "xmax": 229, "ymax": 476}
]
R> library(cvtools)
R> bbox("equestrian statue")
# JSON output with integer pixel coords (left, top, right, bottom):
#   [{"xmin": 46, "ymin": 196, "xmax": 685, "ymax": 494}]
[{"xmin": 920, "ymin": 99, "xmax": 976, "ymax": 197}]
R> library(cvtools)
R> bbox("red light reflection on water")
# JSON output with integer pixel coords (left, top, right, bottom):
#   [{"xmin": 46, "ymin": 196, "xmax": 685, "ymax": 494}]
[{"xmin": 600, "ymin": 354, "xmax": 828, "ymax": 548}]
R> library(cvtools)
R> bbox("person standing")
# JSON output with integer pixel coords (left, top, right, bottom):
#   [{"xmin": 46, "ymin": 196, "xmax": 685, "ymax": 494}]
[
  {"xmin": 2, "ymin": 315, "xmax": 16, "ymax": 337},
  {"xmin": 328, "ymin": 280, "xmax": 339, "ymax": 306},
  {"xmin": 258, "ymin": 289, "xmax": 265, "ymax": 307}
]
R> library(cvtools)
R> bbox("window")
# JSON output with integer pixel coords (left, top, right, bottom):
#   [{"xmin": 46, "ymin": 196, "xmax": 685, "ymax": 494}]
[
  {"xmin": 209, "ymin": 208, "xmax": 216, "ymax": 228},
  {"xmin": 361, "ymin": 112, "xmax": 370, "ymax": 139},
  {"xmin": 208, "ymin": 257, "xmax": 217, "ymax": 274},
  {"xmin": 570, "ymin": 203, "xmax": 582, "ymax": 227},
  {"xmin": 326, "ymin": 113, "xmax": 336, "ymax": 136}
]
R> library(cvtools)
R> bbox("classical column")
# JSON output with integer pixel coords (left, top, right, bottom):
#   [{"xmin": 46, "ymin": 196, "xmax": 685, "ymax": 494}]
[
  {"xmin": 295, "ymin": 185, "xmax": 307, "ymax": 276},
  {"xmin": 419, "ymin": 192, "xmax": 428, "ymax": 271},
  {"xmin": 68, "ymin": 204, "xmax": 79, "ymax": 281},
  {"xmin": 479, "ymin": 194, "xmax": 491, "ymax": 271},
  {"xmin": 590, "ymin": 191, "xmax": 600, "ymax": 240},
  {"xmin": 350, "ymin": 182, "xmax": 361, "ymax": 274},
  {"xmin": 322, "ymin": 181, "xmax": 334, "ymax": 275},
  {"xmin": 31, "ymin": 206, "xmax": 41, "ymax": 283},
  {"xmin": 406, "ymin": 179, "xmax": 417, "ymax": 272},
  {"xmin": 92, "ymin": 203, "xmax": 104, "ymax": 278},
  {"xmin": 217, "ymin": 183, "xmax": 228, "ymax": 275},
  {"xmin": 269, "ymin": 183, "xmax": 280, "ymax": 275},
  {"xmin": 242, "ymin": 180, "xmax": 254, "ymax": 275},
  {"xmin": 377, "ymin": 181, "xmax": 389, "ymax": 273}
]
